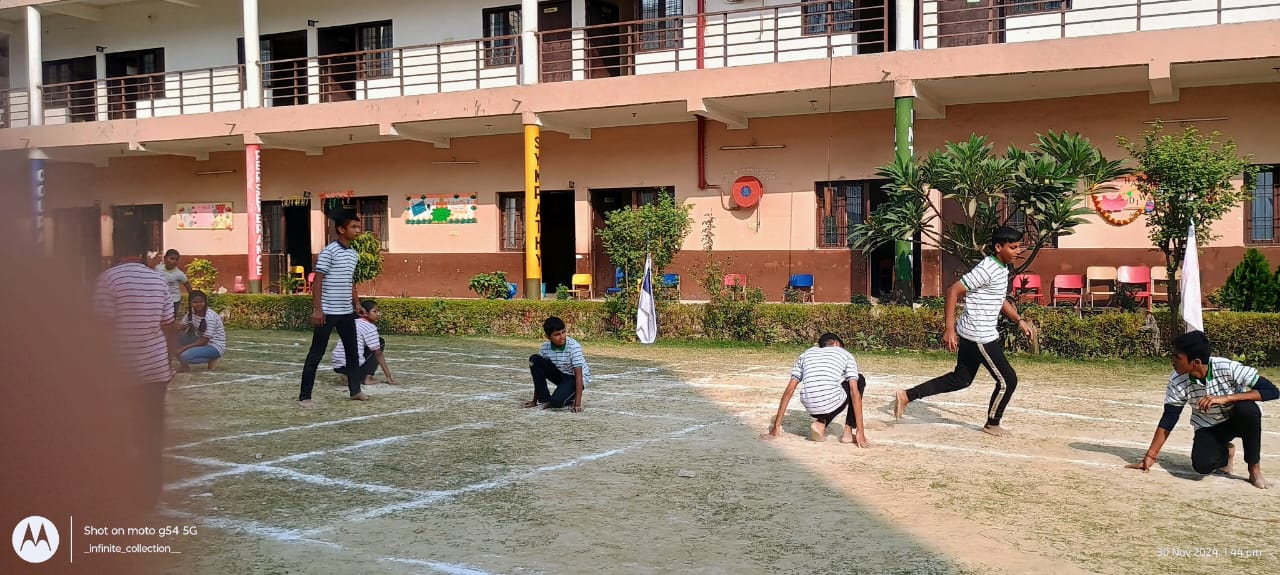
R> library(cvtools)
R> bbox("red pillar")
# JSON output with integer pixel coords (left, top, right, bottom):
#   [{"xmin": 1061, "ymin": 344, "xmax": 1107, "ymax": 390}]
[{"xmin": 245, "ymin": 144, "xmax": 262, "ymax": 293}]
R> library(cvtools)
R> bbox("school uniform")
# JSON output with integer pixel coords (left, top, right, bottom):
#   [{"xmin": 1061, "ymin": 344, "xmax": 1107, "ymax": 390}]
[
  {"xmin": 299, "ymin": 240, "xmax": 364, "ymax": 400},
  {"xmin": 332, "ymin": 318, "xmax": 385, "ymax": 383},
  {"xmin": 530, "ymin": 336, "xmax": 591, "ymax": 409},
  {"xmin": 1160, "ymin": 357, "xmax": 1277, "ymax": 474},
  {"xmin": 178, "ymin": 309, "xmax": 227, "ymax": 365},
  {"xmin": 791, "ymin": 346, "xmax": 866, "ymax": 429}
]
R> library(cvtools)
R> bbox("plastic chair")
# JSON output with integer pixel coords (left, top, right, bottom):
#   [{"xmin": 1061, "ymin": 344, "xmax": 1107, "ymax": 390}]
[
  {"xmin": 723, "ymin": 274, "xmax": 747, "ymax": 300},
  {"xmin": 1051, "ymin": 274, "xmax": 1084, "ymax": 308},
  {"xmin": 570, "ymin": 273, "xmax": 593, "ymax": 299},
  {"xmin": 1149, "ymin": 266, "xmax": 1181, "ymax": 306},
  {"xmin": 505, "ymin": 282, "xmax": 518, "ymax": 300},
  {"xmin": 233, "ymin": 275, "xmax": 247, "ymax": 294},
  {"xmin": 1117, "ymin": 265, "xmax": 1152, "ymax": 309},
  {"xmin": 787, "ymin": 274, "xmax": 815, "ymax": 303},
  {"xmin": 1011, "ymin": 274, "xmax": 1043, "ymax": 304},
  {"xmin": 1085, "ymin": 266, "xmax": 1117, "ymax": 307}
]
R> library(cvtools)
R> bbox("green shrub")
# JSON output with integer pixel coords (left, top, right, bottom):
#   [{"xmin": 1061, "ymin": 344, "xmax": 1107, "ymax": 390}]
[
  {"xmin": 1218, "ymin": 248, "xmax": 1279, "ymax": 312},
  {"xmin": 207, "ymin": 295, "xmax": 1280, "ymax": 366},
  {"xmin": 351, "ymin": 232, "xmax": 384, "ymax": 284},
  {"xmin": 186, "ymin": 258, "xmax": 218, "ymax": 293},
  {"xmin": 468, "ymin": 271, "xmax": 511, "ymax": 300}
]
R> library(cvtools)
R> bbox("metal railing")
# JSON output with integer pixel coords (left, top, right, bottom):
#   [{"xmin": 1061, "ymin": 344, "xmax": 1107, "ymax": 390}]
[
  {"xmin": 17, "ymin": 64, "xmax": 245, "ymax": 126},
  {"xmin": 4, "ymin": 1, "xmax": 1276, "ymax": 129},
  {"xmin": 258, "ymin": 33, "xmax": 522, "ymax": 104},
  {"xmin": 922, "ymin": 0, "xmax": 1280, "ymax": 48},
  {"xmin": 538, "ymin": 1, "xmax": 890, "ymax": 80}
]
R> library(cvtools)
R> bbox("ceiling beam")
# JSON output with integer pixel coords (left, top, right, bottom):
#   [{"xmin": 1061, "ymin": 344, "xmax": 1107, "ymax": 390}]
[
  {"xmin": 893, "ymin": 78, "xmax": 946, "ymax": 120},
  {"xmin": 161, "ymin": 0, "xmax": 201, "ymax": 7},
  {"xmin": 1148, "ymin": 61, "xmax": 1180, "ymax": 104},
  {"xmin": 380, "ymin": 123, "xmax": 451, "ymax": 149},
  {"xmin": 687, "ymin": 99, "xmax": 748, "ymax": 130},
  {"xmin": 252, "ymin": 134, "xmax": 323, "ymax": 156},
  {"xmin": 45, "ymin": 2, "xmax": 104, "ymax": 22},
  {"xmin": 130, "ymin": 141, "xmax": 211, "ymax": 161}
]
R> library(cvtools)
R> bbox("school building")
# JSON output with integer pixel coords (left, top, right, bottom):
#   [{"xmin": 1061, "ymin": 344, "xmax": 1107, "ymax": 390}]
[{"xmin": 1, "ymin": 0, "xmax": 1277, "ymax": 301}]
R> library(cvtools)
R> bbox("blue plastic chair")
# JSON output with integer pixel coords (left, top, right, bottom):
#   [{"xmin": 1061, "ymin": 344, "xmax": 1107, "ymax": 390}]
[
  {"xmin": 788, "ymin": 274, "xmax": 815, "ymax": 303},
  {"xmin": 505, "ymin": 282, "xmax": 517, "ymax": 300},
  {"xmin": 662, "ymin": 273, "xmax": 680, "ymax": 287}
]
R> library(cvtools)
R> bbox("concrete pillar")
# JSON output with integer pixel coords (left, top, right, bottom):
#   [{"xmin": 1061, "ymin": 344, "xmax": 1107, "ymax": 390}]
[
  {"xmin": 242, "ymin": 0, "xmax": 262, "ymax": 108},
  {"xmin": 896, "ymin": 0, "xmax": 916, "ymax": 52},
  {"xmin": 306, "ymin": 25, "xmax": 320, "ymax": 105},
  {"xmin": 523, "ymin": 120, "xmax": 542, "ymax": 298},
  {"xmin": 520, "ymin": 0, "xmax": 539, "ymax": 85},
  {"xmin": 571, "ymin": 0, "xmax": 586, "ymax": 81},
  {"xmin": 25, "ymin": 6, "xmax": 42, "ymax": 126},
  {"xmin": 30, "ymin": 148, "xmax": 46, "ymax": 249},
  {"xmin": 245, "ymin": 144, "xmax": 263, "ymax": 293}
]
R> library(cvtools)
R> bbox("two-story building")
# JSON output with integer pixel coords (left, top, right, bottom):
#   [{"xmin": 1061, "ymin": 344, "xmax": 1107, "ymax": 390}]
[{"xmin": 1, "ymin": 0, "xmax": 1277, "ymax": 301}]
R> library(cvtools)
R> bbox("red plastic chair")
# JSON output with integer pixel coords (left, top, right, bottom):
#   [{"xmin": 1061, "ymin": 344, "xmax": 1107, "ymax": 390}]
[
  {"xmin": 1011, "ymin": 274, "xmax": 1043, "ymax": 304},
  {"xmin": 723, "ymin": 274, "xmax": 746, "ymax": 300},
  {"xmin": 233, "ymin": 275, "xmax": 247, "ymax": 294},
  {"xmin": 1052, "ymin": 274, "xmax": 1084, "ymax": 308},
  {"xmin": 299, "ymin": 273, "xmax": 315, "ymax": 294},
  {"xmin": 1117, "ymin": 265, "xmax": 1152, "ymax": 309}
]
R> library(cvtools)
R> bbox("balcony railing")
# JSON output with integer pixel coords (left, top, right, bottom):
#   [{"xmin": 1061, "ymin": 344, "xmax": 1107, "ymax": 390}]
[
  {"xmin": 923, "ymin": 0, "xmax": 1280, "ymax": 48},
  {"xmin": 259, "ymin": 33, "xmax": 522, "ymax": 105},
  {"xmin": 538, "ymin": 2, "xmax": 890, "ymax": 81},
  {"xmin": 3, "ymin": 1, "xmax": 1276, "ymax": 128}
]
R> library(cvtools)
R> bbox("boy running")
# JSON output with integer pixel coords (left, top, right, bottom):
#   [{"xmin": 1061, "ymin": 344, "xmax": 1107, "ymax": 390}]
[{"xmin": 894, "ymin": 226, "xmax": 1033, "ymax": 436}]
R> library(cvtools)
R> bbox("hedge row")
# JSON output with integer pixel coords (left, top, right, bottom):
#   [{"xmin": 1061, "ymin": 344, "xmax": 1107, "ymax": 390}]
[{"xmin": 208, "ymin": 295, "xmax": 1280, "ymax": 366}]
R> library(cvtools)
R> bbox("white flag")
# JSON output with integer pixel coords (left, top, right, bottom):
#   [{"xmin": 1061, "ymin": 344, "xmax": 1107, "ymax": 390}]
[
  {"xmin": 1181, "ymin": 221, "xmax": 1203, "ymax": 333},
  {"xmin": 636, "ymin": 254, "xmax": 657, "ymax": 344}
]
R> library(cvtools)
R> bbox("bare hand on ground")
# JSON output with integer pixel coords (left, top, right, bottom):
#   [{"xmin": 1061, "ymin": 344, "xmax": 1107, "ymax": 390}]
[{"xmin": 1126, "ymin": 458, "xmax": 1153, "ymax": 473}]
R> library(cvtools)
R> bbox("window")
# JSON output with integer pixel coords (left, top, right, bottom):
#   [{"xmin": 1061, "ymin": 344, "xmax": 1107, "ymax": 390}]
[
  {"xmin": 1247, "ymin": 166, "xmax": 1279, "ymax": 244},
  {"xmin": 326, "ymin": 196, "xmax": 389, "ymax": 249},
  {"xmin": 803, "ymin": 1, "xmax": 858, "ymax": 36},
  {"xmin": 498, "ymin": 192, "xmax": 525, "ymax": 251},
  {"xmin": 816, "ymin": 181, "xmax": 866, "ymax": 248},
  {"xmin": 484, "ymin": 6, "xmax": 522, "ymax": 67},
  {"xmin": 357, "ymin": 22, "xmax": 394, "ymax": 79},
  {"xmin": 1002, "ymin": 0, "xmax": 1069, "ymax": 16},
  {"xmin": 998, "ymin": 200, "xmax": 1055, "ymax": 248},
  {"xmin": 640, "ymin": 0, "xmax": 682, "ymax": 51}
]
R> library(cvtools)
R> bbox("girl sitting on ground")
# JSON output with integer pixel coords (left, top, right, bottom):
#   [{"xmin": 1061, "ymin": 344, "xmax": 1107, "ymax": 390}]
[{"xmin": 175, "ymin": 291, "xmax": 226, "ymax": 372}]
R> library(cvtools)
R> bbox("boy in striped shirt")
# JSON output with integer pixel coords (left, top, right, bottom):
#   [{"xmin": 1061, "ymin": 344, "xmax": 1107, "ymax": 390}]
[
  {"xmin": 764, "ymin": 333, "xmax": 869, "ymax": 446},
  {"xmin": 1128, "ymin": 330, "xmax": 1277, "ymax": 489},
  {"xmin": 298, "ymin": 211, "xmax": 369, "ymax": 407},
  {"xmin": 894, "ymin": 226, "xmax": 1033, "ymax": 437},
  {"xmin": 523, "ymin": 316, "xmax": 589, "ymax": 412},
  {"xmin": 332, "ymin": 300, "xmax": 397, "ymax": 387}
]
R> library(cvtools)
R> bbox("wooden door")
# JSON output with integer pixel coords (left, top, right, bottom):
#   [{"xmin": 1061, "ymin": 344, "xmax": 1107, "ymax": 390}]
[
  {"xmin": 54, "ymin": 207, "xmax": 102, "ymax": 286},
  {"xmin": 539, "ymin": 0, "xmax": 574, "ymax": 82}
]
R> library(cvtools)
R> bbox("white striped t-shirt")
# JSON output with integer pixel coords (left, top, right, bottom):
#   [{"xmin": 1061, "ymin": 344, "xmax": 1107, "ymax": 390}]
[
  {"xmin": 1165, "ymin": 357, "xmax": 1261, "ymax": 429},
  {"xmin": 155, "ymin": 264, "xmax": 189, "ymax": 303},
  {"xmin": 182, "ymin": 309, "xmax": 227, "ymax": 355},
  {"xmin": 315, "ymin": 241, "xmax": 359, "ymax": 315},
  {"xmin": 956, "ymin": 255, "xmax": 1010, "ymax": 344},
  {"xmin": 790, "ymin": 346, "xmax": 860, "ymax": 415},
  {"xmin": 333, "ymin": 319, "xmax": 381, "ymax": 368},
  {"xmin": 539, "ymin": 336, "xmax": 591, "ymax": 387},
  {"xmin": 93, "ymin": 262, "xmax": 174, "ymax": 384}
]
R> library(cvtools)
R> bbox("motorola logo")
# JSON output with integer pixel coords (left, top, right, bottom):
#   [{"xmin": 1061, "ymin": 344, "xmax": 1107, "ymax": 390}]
[{"xmin": 12, "ymin": 515, "xmax": 60, "ymax": 564}]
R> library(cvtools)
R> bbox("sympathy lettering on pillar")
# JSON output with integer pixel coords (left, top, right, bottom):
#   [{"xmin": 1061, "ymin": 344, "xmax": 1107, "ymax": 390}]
[
  {"xmin": 253, "ymin": 148, "xmax": 263, "ymax": 278},
  {"xmin": 533, "ymin": 135, "xmax": 541, "ymax": 268}
]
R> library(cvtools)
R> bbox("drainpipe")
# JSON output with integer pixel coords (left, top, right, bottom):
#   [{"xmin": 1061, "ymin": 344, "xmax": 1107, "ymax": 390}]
[{"xmin": 695, "ymin": 0, "xmax": 711, "ymax": 191}]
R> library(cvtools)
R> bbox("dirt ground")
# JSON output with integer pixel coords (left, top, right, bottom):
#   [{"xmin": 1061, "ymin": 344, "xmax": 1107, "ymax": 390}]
[{"xmin": 145, "ymin": 330, "xmax": 1278, "ymax": 575}]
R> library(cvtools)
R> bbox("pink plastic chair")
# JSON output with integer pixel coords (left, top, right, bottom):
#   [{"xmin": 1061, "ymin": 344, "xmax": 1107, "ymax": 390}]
[
  {"xmin": 1052, "ymin": 274, "xmax": 1084, "ymax": 308},
  {"xmin": 1011, "ymin": 274, "xmax": 1043, "ymax": 304},
  {"xmin": 1117, "ymin": 265, "xmax": 1152, "ymax": 309},
  {"xmin": 233, "ymin": 275, "xmax": 247, "ymax": 294}
]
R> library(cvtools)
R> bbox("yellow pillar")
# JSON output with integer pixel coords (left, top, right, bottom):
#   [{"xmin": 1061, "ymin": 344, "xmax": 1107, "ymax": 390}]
[{"xmin": 523, "ymin": 124, "xmax": 542, "ymax": 299}]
